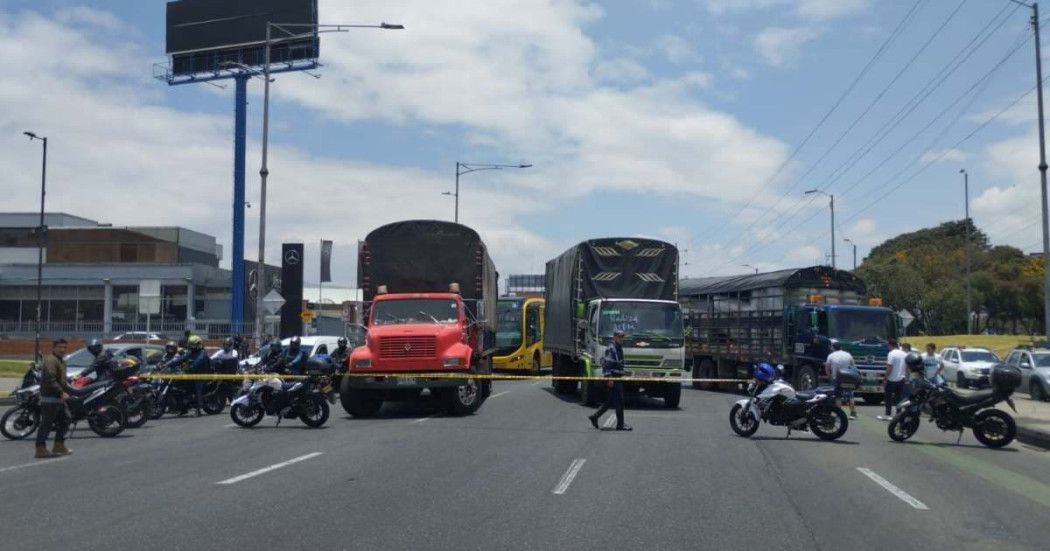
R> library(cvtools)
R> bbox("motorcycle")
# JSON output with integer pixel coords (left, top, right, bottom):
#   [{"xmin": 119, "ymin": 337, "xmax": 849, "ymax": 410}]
[
  {"xmin": 730, "ymin": 366, "xmax": 850, "ymax": 441},
  {"xmin": 1, "ymin": 367, "xmax": 42, "ymax": 440},
  {"xmin": 3, "ymin": 373, "xmax": 128, "ymax": 439},
  {"xmin": 229, "ymin": 367, "xmax": 331, "ymax": 428},
  {"xmin": 73, "ymin": 357, "xmax": 153, "ymax": 429},
  {"xmin": 889, "ymin": 363, "xmax": 1021, "ymax": 448},
  {"xmin": 149, "ymin": 365, "xmax": 227, "ymax": 418}
]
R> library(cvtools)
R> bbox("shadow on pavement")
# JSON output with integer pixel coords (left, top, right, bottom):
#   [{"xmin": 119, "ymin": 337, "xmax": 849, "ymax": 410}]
[
  {"xmin": 890, "ymin": 440, "xmax": 1021, "ymax": 452},
  {"xmin": 539, "ymin": 387, "xmax": 680, "ymax": 411},
  {"xmin": 750, "ymin": 435, "xmax": 860, "ymax": 445}
]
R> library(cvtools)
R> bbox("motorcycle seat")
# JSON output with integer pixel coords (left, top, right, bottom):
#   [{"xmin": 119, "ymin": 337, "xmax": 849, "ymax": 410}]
[
  {"xmin": 794, "ymin": 391, "xmax": 816, "ymax": 401},
  {"xmin": 950, "ymin": 389, "xmax": 998, "ymax": 406}
]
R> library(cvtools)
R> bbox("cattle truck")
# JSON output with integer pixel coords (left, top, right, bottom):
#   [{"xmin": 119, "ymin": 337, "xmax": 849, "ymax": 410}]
[
  {"xmin": 544, "ymin": 238, "xmax": 685, "ymax": 408},
  {"xmin": 342, "ymin": 220, "xmax": 498, "ymax": 417},
  {"xmin": 679, "ymin": 266, "xmax": 900, "ymax": 404}
]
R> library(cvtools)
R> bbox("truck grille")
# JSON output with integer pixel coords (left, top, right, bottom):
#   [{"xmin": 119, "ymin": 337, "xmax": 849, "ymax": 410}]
[{"xmin": 379, "ymin": 336, "xmax": 437, "ymax": 359}]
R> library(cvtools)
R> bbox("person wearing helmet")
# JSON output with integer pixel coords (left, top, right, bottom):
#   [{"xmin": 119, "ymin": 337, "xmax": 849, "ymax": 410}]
[
  {"xmin": 588, "ymin": 329, "xmax": 631, "ymax": 431},
  {"xmin": 278, "ymin": 336, "xmax": 308, "ymax": 376},
  {"xmin": 262, "ymin": 339, "xmax": 284, "ymax": 371},
  {"xmin": 77, "ymin": 338, "xmax": 117, "ymax": 381},
  {"xmin": 184, "ymin": 335, "xmax": 212, "ymax": 417},
  {"xmin": 752, "ymin": 362, "xmax": 777, "ymax": 382},
  {"xmin": 210, "ymin": 337, "xmax": 239, "ymax": 374},
  {"xmin": 329, "ymin": 337, "xmax": 351, "ymax": 375}
]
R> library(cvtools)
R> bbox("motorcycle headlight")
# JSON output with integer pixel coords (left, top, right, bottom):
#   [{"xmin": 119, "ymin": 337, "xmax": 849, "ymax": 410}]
[{"xmin": 663, "ymin": 359, "xmax": 683, "ymax": 368}]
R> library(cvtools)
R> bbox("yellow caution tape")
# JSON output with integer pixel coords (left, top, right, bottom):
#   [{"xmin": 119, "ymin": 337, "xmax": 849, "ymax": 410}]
[{"xmin": 143, "ymin": 372, "xmax": 746, "ymax": 384}]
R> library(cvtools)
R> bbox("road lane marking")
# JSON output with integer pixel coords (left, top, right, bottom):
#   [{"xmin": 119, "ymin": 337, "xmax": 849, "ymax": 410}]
[
  {"xmin": 217, "ymin": 452, "xmax": 323, "ymax": 485},
  {"xmin": 410, "ymin": 413, "xmax": 441, "ymax": 424},
  {"xmin": 857, "ymin": 468, "xmax": 929, "ymax": 510},
  {"xmin": 603, "ymin": 416, "xmax": 616, "ymax": 428},
  {"xmin": 0, "ymin": 457, "xmax": 71, "ymax": 474},
  {"xmin": 489, "ymin": 391, "xmax": 511, "ymax": 399},
  {"xmin": 553, "ymin": 458, "xmax": 587, "ymax": 495}
]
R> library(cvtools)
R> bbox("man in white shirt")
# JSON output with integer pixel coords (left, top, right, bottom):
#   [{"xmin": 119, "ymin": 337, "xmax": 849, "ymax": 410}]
[
  {"xmin": 921, "ymin": 343, "xmax": 945, "ymax": 386},
  {"xmin": 824, "ymin": 340, "xmax": 858, "ymax": 420},
  {"xmin": 880, "ymin": 340, "xmax": 908, "ymax": 420}
]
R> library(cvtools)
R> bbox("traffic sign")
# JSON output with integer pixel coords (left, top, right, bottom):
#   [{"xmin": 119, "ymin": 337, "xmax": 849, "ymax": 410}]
[
  {"xmin": 300, "ymin": 309, "xmax": 315, "ymax": 323},
  {"xmin": 262, "ymin": 289, "xmax": 286, "ymax": 315},
  {"xmin": 899, "ymin": 309, "xmax": 915, "ymax": 329}
]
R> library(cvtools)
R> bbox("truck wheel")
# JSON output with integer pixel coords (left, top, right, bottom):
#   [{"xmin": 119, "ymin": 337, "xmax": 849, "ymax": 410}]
[
  {"xmin": 481, "ymin": 380, "xmax": 492, "ymax": 401},
  {"xmin": 445, "ymin": 378, "xmax": 482, "ymax": 416},
  {"xmin": 795, "ymin": 365, "xmax": 817, "ymax": 391},
  {"xmin": 581, "ymin": 381, "xmax": 599, "ymax": 407},
  {"xmin": 862, "ymin": 395, "xmax": 884, "ymax": 406},
  {"xmin": 696, "ymin": 359, "xmax": 717, "ymax": 391},
  {"xmin": 339, "ymin": 377, "xmax": 383, "ymax": 418},
  {"xmin": 663, "ymin": 384, "xmax": 681, "ymax": 408}
]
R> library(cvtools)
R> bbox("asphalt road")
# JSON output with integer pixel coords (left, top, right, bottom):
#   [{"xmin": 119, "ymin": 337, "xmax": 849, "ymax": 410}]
[{"xmin": 1, "ymin": 380, "xmax": 1049, "ymax": 551}]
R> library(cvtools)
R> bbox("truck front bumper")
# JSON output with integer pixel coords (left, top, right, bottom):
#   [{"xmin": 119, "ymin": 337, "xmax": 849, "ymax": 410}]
[{"xmin": 345, "ymin": 373, "xmax": 477, "ymax": 390}]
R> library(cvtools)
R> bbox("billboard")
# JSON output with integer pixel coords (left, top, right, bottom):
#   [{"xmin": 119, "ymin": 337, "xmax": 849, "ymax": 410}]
[
  {"xmin": 280, "ymin": 243, "xmax": 305, "ymax": 337},
  {"xmin": 166, "ymin": 0, "xmax": 318, "ymax": 76}
]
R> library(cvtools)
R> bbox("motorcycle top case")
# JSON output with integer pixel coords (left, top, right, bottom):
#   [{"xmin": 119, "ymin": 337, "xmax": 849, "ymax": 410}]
[
  {"xmin": 990, "ymin": 363, "xmax": 1021, "ymax": 392},
  {"xmin": 834, "ymin": 370, "xmax": 862, "ymax": 388}
]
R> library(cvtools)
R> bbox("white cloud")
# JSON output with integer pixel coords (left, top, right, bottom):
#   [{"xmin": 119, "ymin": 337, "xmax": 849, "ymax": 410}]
[
  {"xmin": 706, "ymin": 0, "xmax": 868, "ymax": 21},
  {"xmin": 969, "ymin": 95, "xmax": 1037, "ymax": 127},
  {"xmin": 594, "ymin": 57, "xmax": 650, "ymax": 84},
  {"xmin": 655, "ymin": 34, "xmax": 698, "ymax": 64},
  {"xmin": 787, "ymin": 244, "xmax": 822, "ymax": 263},
  {"xmin": 920, "ymin": 149, "xmax": 967, "ymax": 164},
  {"xmin": 754, "ymin": 27, "xmax": 822, "ymax": 68}
]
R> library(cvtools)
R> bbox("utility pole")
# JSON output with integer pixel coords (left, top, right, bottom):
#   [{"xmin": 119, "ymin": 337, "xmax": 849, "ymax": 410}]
[
  {"xmin": 1036, "ymin": 4, "xmax": 1050, "ymax": 340},
  {"xmin": 805, "ymin": 189, "xmax": 835, "ymax": 269},
  {"xmin": 24, "ymin": 131, "xmax": 47, "ymax": 365},
  {"xmin": 961, "ymin": 168, "xmax": 972, "ymax": 334}
]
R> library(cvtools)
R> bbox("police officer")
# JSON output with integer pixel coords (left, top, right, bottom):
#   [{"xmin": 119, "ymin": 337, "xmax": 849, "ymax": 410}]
[
  {"xmin": 210, "ymin": 337, "xmax": 239, "ymax": 374},
  {"xmin": 278, "ymin": 337, "xmax": 308, "ymax": 376},
  {"xmin": 76, "ymin": 338, "xmax": 117, "ymax": 381},
  {"xmin": 262, "ymin": 339, "xmax": 284, "ymax": 371},
  {"xmin": 184, "ymin": 335, "xmax": 211, "ymax": 417},
  {"xmin": 160, "ymin": 341, "xmax": 180, "ymax": 365},
  {"xmin": 329, "ymin": 337, "xmax": 351, "ymax": 373},
  {"xmin": 588, "ymin": 329, "xmax": 632, "ymax": 431}
]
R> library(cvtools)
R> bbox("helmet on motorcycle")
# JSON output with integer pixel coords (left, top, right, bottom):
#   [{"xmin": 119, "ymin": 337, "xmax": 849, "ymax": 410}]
[
  {"xmin": 222, "ymin": 337, "xmax": 234, "ymax": 350},
  {"xmin": 165, "ymin": 341, "xmax": 177, "ymax": 354},
  {"xmin": 753, "ymin": 362, "xmax": 776, "ymax": 382},
  {"xmin": 337, "ymin": 337, "xmax": 348, "ymax": 348},
  {"xmin": 905, "ymin": 352, "xmax": 924, "ymax": 374},
  {"xmin": 289, "ymin": 336, "xmax": 301, "ymax": 351},
  {"xmin": 87, "ymin": 338, "xmax": 103, "ymax": 356},
  {"xmin": 187, "ymin": 335, "xmax": 203, "ymax": 350}
]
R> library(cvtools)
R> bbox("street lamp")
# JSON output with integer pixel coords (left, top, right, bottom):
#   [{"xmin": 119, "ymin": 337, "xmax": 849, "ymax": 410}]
[
  {"xmin": 843, "ymin": 238, "xmax": 858, "ymax": 272},
  {"xmin": 254, "ymin": 20, "xmax": 404, "ymax": 348},
  {"xmin": 23, "ymin": 131, "xmax": 47, "ymax": 365},
  {"xmin": 445, "ymin": 162, "xmax": 532, "ymax": 223},
  {"xmin": 742, "ymin": 264, "xmax": 759, "ymax": 274},
  {"xmin": 804, "ymin": 189, "xmax": 836, "ymax": 270},
  {"xmin": 961, "ymin": 168, "xmax": 972, "ymax": 334}
]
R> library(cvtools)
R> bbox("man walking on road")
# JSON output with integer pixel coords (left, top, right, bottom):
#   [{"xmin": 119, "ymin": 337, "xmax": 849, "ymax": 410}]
[
  {"xmin": 922, "ymin": 343, "xmax": 945, "ymax": 386},
  {"xmin": 35, "ymin": 338, "xmax": 73, "ymax": 459},
  {"xmin": 879, "ymin": 340, "xmax": 908, "ymax": 421},
  {"xmin": 825, "ymin": 340, "xmax": 858, "ymax": 420},
  {"xmin": 589, "ymin": 329, "xmax": 632, "ymax": 431}
]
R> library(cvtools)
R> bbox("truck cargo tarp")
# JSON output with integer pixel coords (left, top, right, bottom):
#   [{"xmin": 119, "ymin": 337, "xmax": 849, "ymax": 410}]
[
  {"xmin": 358, "ymin": 220, "xmax": 497, "ymax": 330},
  {"xmin": 545, "ymin": 238, "xmax": 678, "ymax": 354},
  {"xmin": 679, "ymin": 266, "xmax": 865, "ymax": 297}
]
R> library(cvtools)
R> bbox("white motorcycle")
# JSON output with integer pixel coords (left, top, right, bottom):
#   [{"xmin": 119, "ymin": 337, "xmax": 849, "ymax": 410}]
[{"xmin": 730, "ymin": 369, "xmax": 849, "ymax": 441}]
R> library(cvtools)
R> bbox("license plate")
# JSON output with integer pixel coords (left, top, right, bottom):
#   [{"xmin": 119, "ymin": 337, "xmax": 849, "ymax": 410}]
[{"xmin": 397, "ymin": 377, "xmax": 418, "ymax": 386}]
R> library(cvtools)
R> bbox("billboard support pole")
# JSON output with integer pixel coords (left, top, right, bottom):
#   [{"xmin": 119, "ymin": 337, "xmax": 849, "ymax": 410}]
[
  {"xmin": 232, "ymin": 73, "xmax": 248, "ymax": 335},
  {"xmin": 255, "ymin": 22, "xmax": 273, "ymax": 350}
]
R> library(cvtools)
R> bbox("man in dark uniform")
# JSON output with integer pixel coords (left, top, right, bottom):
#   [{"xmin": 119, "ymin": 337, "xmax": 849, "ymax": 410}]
[
  {"xmin": 588, "ymin": 329, "xmax": 632, "ymax": 431},
  {"xmin": 184, "ymin": 335, "xmax": 211, "ymax": 417},
  {"xmin": 36, "ymin": 338, "xmax": 73, "ymax": 458}
]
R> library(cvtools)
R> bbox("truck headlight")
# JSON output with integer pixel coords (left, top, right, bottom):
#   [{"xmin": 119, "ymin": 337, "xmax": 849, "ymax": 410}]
[
  {"xmin": 663, "ymin": 359, "xmax": 683, "ymax": 368},
  {"xmin": 354, "ymin": 359, "xmax": 371, "ymax": 369},
  {"xmin": 444, "ymin": 356, "xmax": 466, "ymax": 367}
]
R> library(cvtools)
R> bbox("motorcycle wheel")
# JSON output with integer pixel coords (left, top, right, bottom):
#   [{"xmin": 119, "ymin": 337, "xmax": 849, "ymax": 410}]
[
  {"xmin": 230, "ymin": 403, "xmax": 263, "ymax": 427},
  {"xmin": 972, "ymin": 409, "xmax": 1016, "ymax": 448},
  {"xmin": 729, "ymin": 403, "xmax": 759, "ymax": 437},
  {"xmin": 147, "ymin": 395, "xmax": 165, "ymax": 420},
  {"xmin": 888, "ymin": 411, "xmax": 920, "ymax": 442},
  {"xmin": 1, "ymin": 405, "xmax": 40, "ymax": 440},
  {"xmin": 300, "ymin": 395, "xmax": 330, "ymax": 428},
  {"xmin": 125, "ymin": 398, "xmax": 150, "ymax": 429},
  {"xmin": 808, "ymin": 406, "xmax": 848, "ymax": 441},
  {"xmin": 88, "ymin": 403, "xmax": 127, "ymax": 438},
  {"xmin": 202, "ymin": 393, "xmax": 226, "ymax": 416}
]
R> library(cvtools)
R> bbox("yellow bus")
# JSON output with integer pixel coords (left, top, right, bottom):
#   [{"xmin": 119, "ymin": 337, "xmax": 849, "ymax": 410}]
[{"xmin": 493, "ymin": 297, "xmax": 551, "ymax": 374}]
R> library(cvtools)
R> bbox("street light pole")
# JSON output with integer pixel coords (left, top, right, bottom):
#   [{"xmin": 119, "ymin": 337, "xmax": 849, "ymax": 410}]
[
  {"xmin": 805, "ymin": 189, "xmax": 835, "ymax": 270},
  {"xmin": 961, "ymin": 168, "xmax": 972, "ymax": 334},
  {"xmin": 1035, "ymin": 4, "xmax": 1050, "ymax": 340},
  {"xmin": 843, "ymin": 238, "xmax": 858, "ymax": 271},
  {"xmin": 24, "ymin": 131, "xmax": 47, "ymax": 365},
  {"xmin": 447, "ymin": 162, "xmax": 532, "ymax": 224},
  {"xmin": 253, "ymin": 20, "xmax": 404, "ymax": 348}
]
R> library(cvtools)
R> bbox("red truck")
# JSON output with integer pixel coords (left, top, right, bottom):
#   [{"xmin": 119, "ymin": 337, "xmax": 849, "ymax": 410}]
[{"xmin": 340, "ymin": 220, "xmax": 498, "ymax": 417}]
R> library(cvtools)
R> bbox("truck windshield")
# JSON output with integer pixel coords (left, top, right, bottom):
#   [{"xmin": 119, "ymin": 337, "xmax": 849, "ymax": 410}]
[
  {"xmin": 372, "ymin": 299, "xmax": 459, "ymax": 325},
  {"xmin": 827, "ymin": 309, "xmax": 895, "ymax": 342},
  {"xmin": 599, "ymin": 302, "xmax": 683, "ymax": 339},
  {"xmin": 496, "ymin": 301, "xmax": 523, "ymax": 351}
]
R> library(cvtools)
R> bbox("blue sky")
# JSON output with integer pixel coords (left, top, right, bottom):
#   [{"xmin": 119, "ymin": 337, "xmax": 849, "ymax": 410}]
[{"xmin": 1, "ymin": 0, "xmax": 1046, "ymax": 286}]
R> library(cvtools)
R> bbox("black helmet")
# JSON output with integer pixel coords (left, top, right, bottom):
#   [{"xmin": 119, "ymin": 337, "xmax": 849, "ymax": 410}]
[
  {"xmin": 87, "ymin": 338, "xmax": 103, "ymax": 356},
  {"xmin": 223, "ymin": 337, "xmax": 234, "ymax": 350},
  {"xmin": 337, "ymin": 337, "xmax": 348, "ymax": 348},
  {"xmin": 165, "ymin": 341, "xmax": 177, "ymax": 353},
  {"xmin": 905, "ymin": 352, "xmax": 924, "ymax": 373},
  {"xmin": 270, "ymin": 339, "xmax": 282, "ymax": 351},
  {"xmin": 289, "ymin": 336, "xmax": 301, "ymax": 350}
]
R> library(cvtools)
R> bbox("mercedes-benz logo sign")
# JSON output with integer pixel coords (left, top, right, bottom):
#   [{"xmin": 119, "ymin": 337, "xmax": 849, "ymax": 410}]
[
  {"xmin": 284, "ymin": 249, "xmax": 301, "ymax": 265},
  {"xmin": 404, "ymin": 344, "xmax": 413, "ymax": 352}
]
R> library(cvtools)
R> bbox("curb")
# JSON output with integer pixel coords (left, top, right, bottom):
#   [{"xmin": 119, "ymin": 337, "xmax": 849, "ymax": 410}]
[
  {"xmin": 1016, "ymin": 422, "xmax": 1050, "ymax": 450},
  {"xmin": 0, "ymin": 396, "xmax": 15, "ymax": 407}
]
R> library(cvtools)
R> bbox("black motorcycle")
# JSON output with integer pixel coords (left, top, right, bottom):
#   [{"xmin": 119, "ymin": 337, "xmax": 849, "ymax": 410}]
[
  {"xmin": 149, "ymin": 366, "xmax": 227, "ymax": 418},
  {"xmin": 889, "ymin": 362, "xmax": 1021, "ymax": 448},
  {"xmin": 3, "ymin": 374, "xmax": 127, "ymax": 439},
  {"xmin": 730, "ymin": 371, "xmax": 850, "ymax": 441},
  {"xmin": 229, "ymin": 364, "xmax": 331, "ymax": 428},
  {"xmin": 1, "ymin": 368, "xmax": 42, "ymax": 440}
]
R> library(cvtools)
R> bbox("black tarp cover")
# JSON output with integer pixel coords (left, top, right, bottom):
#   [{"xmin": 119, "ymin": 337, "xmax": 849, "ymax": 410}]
[
  {"xmin": 679, "ymin": 266, "xmax": 866, "ymax": 297},
  {"xmin": 544, "ymin": 238, "xmax": 678, "ymax": 355},
  {"xmin": 358, "ymin": 220, "xmax": 497, "ymax": 330}
]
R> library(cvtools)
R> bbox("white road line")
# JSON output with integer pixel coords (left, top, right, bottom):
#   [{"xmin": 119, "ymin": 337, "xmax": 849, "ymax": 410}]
[
  {"xmin": 0, "ymin": 457, "xmax": 71, "ymax": 474},
  {"xmin": 603, "ymin": 416, "xmax": 616, "ymax": 428},
  {"xmin": 552, "ymin": 458, "xmax": 587, "ymax": 495},
  {"xmin": 410, "ymin": 413, "xmax": 441, "ymax": 424},
  {"xmin": 489, "ymin": 391, "xmax": 511, "ymax": 399},
  {"xmin": 857, "ymin": 468, "xmax": 929, "ymax": 510},
  {"xmin": 217, "ymin": 452, "xmax": 323, "ymax": 485}
]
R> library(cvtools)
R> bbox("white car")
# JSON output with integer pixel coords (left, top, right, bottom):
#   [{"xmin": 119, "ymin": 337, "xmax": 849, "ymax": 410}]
[
  {"xmin": 940, "ymin": 347, "xmax": 1000, "ymax": 389},
  {"xmin": 113, "ymin": 332, "xmax": 165, "ymax": 342},
  {"xmin": 240, "ymin": 336, "xmax": 344, "ymax": 369}
]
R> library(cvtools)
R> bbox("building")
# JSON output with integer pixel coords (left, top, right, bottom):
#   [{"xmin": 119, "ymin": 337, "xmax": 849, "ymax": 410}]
[
  {"xmin": 504, "ymin": 274, "xmax": 544, "ymax": 297},
  {"xmin": 0, "ymin": 212, "xmax": 278, "ymax": 337}
]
